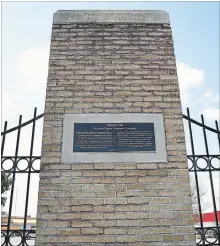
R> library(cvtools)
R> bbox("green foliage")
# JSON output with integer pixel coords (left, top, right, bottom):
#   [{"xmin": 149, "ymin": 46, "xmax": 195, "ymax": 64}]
[{"xmin": 1, "ymin": 172, "xmax": 12, "ymax": 207}]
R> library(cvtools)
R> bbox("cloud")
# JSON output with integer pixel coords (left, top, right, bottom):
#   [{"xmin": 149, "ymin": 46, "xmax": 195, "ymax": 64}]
[
  {"xmin": 18, "ymin": 48, "xmax": 49, "ymax": 92},
  {"xmin": 203, "ymin": 92, "xmax": 212, "ymax": 98},
  {"xmin": 176, "ymin": 61, "xmax": 204, "ymax": 106},
  {"xmin": 202, "ymin": 107, "xmax": 220, "ymax": 121},
  {"xmin": 202, "ymin": 91, "xmax": 219, "ymax": 107},
  {"xmin": 200, "ymin": 91, "xmax": 219, "ymax": 122},
  {"xmin": 2, "ymin": 48, "xmax": 49, "ymax": 124},
  {"xmin": 2, "ymin": 91, "xmax": 15, "ymax": 123}
]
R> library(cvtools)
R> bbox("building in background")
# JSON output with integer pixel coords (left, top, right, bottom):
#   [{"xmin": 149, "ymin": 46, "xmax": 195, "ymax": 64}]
[
  {"xmin": 195, "ymin": 211, "xmax": 220, "ymax": 227},
  {"xmin": 1, "ymin": 212, "xmax": 36, "ymax": 231}
]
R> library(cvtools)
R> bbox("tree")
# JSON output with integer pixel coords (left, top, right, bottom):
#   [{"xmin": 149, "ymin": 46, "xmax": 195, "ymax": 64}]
[
  {"xmin": 1, "ymin": 172, "xmax": 12, "ymax": 207},
  {"xmin": 190, "ymin": 179, "xmax": 210, "ymax": 215}
]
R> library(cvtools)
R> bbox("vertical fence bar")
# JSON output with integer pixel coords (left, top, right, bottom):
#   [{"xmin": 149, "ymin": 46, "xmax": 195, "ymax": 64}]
[
  {"xmin": 215, "ymin": 120, "xmax": 220, "ymax": 244},
  {"xmin": 215, "ymin": 121, "xmax": 220, "ymax": 151},
  {"xmin": 22, "ymin": 108, "xmax": 37, "ymax": 245},
  {"xmin": 187, "ymin": 108, "xmax": 205, "ymax": 244},
  {"xmin": 1, "ymin": 121, "xmax": 8, "ymax": 246},
  {"xmin": 201, "ymin": 115, "xmax": 220, "ymax": 243},
  {"xmin": 1, "ymin": 121, "xmax": 8, "ymax": 156},
  {"xmin": 5, "ymin": 115, "xmax": 22, "ymax": 246}
]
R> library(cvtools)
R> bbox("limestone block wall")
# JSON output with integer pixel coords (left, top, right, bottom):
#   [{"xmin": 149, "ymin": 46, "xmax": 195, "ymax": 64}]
[{"xmin": 36, "ymin": 10, "xmax": 196, "ymax": 246}]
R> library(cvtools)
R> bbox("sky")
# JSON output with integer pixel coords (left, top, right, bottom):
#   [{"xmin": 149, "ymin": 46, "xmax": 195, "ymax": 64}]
[{"xmin": 1, "ymin": 1, "xmax": 220, "ymax": 218}]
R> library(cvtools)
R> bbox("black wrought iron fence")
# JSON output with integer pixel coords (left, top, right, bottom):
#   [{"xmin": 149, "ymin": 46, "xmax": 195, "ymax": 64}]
[
  {"xmin": 1, "ymin": 108, "xmax": 43, "ymax": 246},
  {"xmin": 183, "ymin": 108, "xmax": 220, "ymax": 246},
  {"xmin": 1, "ymin": 107, "xmax": 220, "ymax": 246}
]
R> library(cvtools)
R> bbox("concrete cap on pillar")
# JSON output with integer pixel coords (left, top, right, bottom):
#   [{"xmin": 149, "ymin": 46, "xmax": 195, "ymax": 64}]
[{"xmin": 53, "ymin": 10, "xmax": 170, "ymax": 24}]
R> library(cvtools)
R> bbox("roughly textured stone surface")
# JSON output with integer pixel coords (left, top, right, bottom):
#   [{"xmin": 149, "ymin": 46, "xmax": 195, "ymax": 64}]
[
  {"xmin": 36, "ymin": 10, "xmax": 196, "ymax": 246},
  {"xmin": 53, "ymin": 10, "xmax": 170, "ymax": 24}
]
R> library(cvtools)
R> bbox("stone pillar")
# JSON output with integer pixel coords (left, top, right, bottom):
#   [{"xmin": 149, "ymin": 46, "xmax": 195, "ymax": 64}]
[{"xmin": 36, "ymin": 10, "xmax": 196, "ymax": 246}]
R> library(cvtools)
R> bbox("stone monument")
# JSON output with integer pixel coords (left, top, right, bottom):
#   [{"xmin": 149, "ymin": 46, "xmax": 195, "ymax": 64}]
[{"xmin": 36, "ymin": 10, "xmax": 196, "ymax": 245}]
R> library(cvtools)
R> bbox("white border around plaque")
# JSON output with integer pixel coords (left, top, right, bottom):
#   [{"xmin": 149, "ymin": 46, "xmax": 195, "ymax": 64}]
[{"xmin": 62, "ymin": 114, "xmax": 167, "ymax": 163}]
